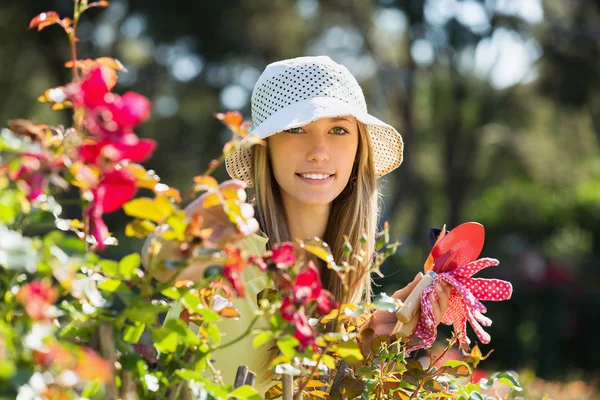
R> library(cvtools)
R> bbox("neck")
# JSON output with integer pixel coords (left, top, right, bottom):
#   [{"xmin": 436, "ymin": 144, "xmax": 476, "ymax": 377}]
[{"xmin": 282, "ymin": 197, "xmax": 331, "ymax": 242}]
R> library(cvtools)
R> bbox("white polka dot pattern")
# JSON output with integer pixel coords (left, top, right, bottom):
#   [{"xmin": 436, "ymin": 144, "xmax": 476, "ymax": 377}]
[
  {"xmin": 407, "ymin": 258, "xmax": 513, "ymax": 354},
  {"xmin": 251, "ymin": 62, "xmax": 367, "ymax": 126}
]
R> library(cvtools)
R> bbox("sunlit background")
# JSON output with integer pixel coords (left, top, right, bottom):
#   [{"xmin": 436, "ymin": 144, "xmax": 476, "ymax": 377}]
[{"xmin": 2, "ymin": 0, "xmax": 599, "ymax": 398}]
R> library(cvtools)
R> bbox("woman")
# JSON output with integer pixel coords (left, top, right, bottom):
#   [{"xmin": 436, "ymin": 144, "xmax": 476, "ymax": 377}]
[{"xmin": 143, "ymin": 56, "xmax": 451, "ymax": 395}]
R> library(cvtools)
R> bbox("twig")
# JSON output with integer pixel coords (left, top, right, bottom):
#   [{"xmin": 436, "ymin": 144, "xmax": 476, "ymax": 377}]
[{"xmin": 98, "ymin": 323, "xmax": 118, "ymax": 400}]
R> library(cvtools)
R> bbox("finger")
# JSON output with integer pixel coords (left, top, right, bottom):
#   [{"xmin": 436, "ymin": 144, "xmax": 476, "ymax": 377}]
[
  {"xmin": 435, "ymin": 282, "xmax": 450, "ymax": 319},
  {"xmin": 391, "ymin": 272, "xmax": 423, "ymax": 302},
  {"xmin": 219, "ymin": 180, "xmax": 248, "ymax": 202},
  {"xmin": 429, "ymin": 292, "xmax": 442, "ymax": 325},
  {"xmin": 240, "ymin": 203, "xmax": 255, "ymax": 219}
]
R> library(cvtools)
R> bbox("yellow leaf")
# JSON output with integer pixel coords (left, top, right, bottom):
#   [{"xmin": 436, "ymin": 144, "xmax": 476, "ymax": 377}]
[
  {"xmin": 155, "ymin": 195, "xmax": 175, "ymax": 217},
  {"xmin": 125, "ymin": 219, "xmax": 156, "ymax": 238},
  {"xmin": 193, "ymin": 175, "xmax": 218, "ymax": 191},
  {"xmin": 123, "ymin": 198, "xmax": 166, "ymax": 222},
  {"xmin": 308, "ymin": 390, "xmax": 330, "ymax": 399}
]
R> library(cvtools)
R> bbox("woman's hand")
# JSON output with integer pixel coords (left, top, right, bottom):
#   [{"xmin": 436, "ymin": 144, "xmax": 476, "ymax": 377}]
[
  {"xmin": 358, "ymin": 272, "xmax": 451, "ymax": 357},
  {"xmin": 143, "ymin": 179, "xmax": 259, "ymax": 283}
]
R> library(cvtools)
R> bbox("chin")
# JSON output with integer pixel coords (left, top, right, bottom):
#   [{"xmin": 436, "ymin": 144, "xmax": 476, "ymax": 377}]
[{"xmin": 295, "ymin": 191, "xmax": 340, "ymax": 206}]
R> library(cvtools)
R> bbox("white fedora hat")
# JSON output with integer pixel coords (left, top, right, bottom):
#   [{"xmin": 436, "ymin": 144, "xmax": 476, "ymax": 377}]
[{"xmin": 225, "ymin": 56, "xmax": 403, "ymax": 187}]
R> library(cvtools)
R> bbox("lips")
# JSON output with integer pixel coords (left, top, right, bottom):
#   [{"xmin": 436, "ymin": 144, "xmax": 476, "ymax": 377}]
[{"xmin": 295, "ymin": 173, "xmax": 335, "ymax": 184}]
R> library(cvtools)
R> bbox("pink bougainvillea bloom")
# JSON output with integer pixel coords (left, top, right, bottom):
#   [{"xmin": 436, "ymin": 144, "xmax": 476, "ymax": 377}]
[
  {"xmin": 293, "ymin": 261, "xmax": 322, "ymax": 304},
  {"xmin": 280, "ymin": 296, "xmax": 295, "ymax": 322},
  {"xmin": 97, "ymin": 168, "xmax": 137, "ymax": 213},
  {"xmin": 293, "ymin": 307, "xmax": 316, "ymax": 351},
  {"xmin": 248, "ymin": 255, "xmax": 267, "ymax": 272},
  {"xmin": 71, "ymin": 68, "xmax": 151, "ymax": 138},
  {"xmin": 223, "ymin": 246, "xmax": 246, "ymax": 297},
  {"xmin": 315, "ymin": 289, "xmax": 336, "ymax": 315},
  {"xmin": 271, "ymin": 242, "xmax": 296, "ymax": 269},
  {"xmin": 79, "ymin": 136, "xmax": 156, "ymax": 164},
  {"xmin": 9, "ymin": 152, "xmax": 66, "ymax": 201},
  {"xmin": 16, "ymin": 280, "xmax": 59, "ymax": 321},
  {"xmin": 85, "ymin": 168, "xmax": 136, "ymax": 250}
]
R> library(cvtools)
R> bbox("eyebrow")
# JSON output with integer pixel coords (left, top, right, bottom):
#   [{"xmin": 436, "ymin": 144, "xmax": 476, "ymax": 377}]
[{"xmin": 329, "ymin": 116, "xmax": 353, "ymax": 123}]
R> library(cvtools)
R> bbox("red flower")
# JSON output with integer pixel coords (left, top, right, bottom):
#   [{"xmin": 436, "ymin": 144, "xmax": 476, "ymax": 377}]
[
  {"xmin": 79, "ymin": 136, "xmax": 156, "ymax": 164},
  {"xmin": 16, "ymin": 279, "xmax": 59, "ymax": 321},
  {"xmin": 316, "ymin": 289, "xmax": 335, "ymax": 315},
  {"xmin": 271, "ymin": 242, "xmax": 296, "ymax": 269},
  {"xmin": 293, "ymin": 262, "xmax": 322, "ymax": 304},
  {"xmin": 223, "ymin": 246, "xmax": 246, "ymax": 297},
  {"xmin": 97, "ymin": 168, "xmax": 137, "ymax": 213},
  {"xmin": 280, "ymin": 296, "xmax": 295, "ymax": 321},
  {"xmin": 248, "ymin": 255, "xmax": 267, "ymax": 272},
  {"xmin": 293, "ymin": 307, "xmax": 316, "ymax": 351},
  {"xmin": 9, "ymin": 152, "xmax": 66, "ymax": 201},
  {"xmin": 71, "ymin": 68, "xmax": 151, "ymax": 139},
  {"xmin": 86, "ymin": 168, "xmax": 136, "ymax": 250}
]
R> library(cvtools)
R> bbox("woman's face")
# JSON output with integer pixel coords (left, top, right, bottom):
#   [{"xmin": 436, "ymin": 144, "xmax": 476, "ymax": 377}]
[{"xmin": 268, "ymin": 116, "xmax": 359, "ymax": 207}]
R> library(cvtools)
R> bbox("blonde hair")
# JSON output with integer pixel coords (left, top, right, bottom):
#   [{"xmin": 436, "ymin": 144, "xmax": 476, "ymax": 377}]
[{"xmin": 251, "ymin": 120, "xmax": 379, "ymax": 383}]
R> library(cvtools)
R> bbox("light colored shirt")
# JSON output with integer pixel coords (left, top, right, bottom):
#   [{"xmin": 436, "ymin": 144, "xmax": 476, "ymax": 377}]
[{"xmin": 162, "ymin": 232, "xmax": 273, "ymax": 396}]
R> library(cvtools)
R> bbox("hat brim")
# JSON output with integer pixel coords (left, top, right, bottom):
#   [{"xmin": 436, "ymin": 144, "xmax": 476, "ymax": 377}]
[
  {"xmin": 226, "ymin": 97, "xmax": 403, "ymax": 187},
  {"xmin": 249, "ymin": 96, "xmax": 394, "ymax": 139}
]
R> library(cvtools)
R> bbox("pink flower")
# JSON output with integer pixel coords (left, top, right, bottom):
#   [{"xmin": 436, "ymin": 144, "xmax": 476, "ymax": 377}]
[
  {"xmin": 79, "ymin": 136, "xmax": 156, "ymax": 164},
  {"xmin": 70, "ymin": 68, "xmax": 151, "ymax": 139},
  {"xmin": 9, "ymin": 152, "xmax": 66, "ymax": 201},
  {"xmin": 271, "ymin": 242, "xmax": 296, "ymax": 269},
  {"xmin": 316, "ymin": 289, "xmax": 335, "ymax": 315},
  {"xmin": 86, "ymin": 168, "xmax": 136, "ymax": 250},
  {"xmin": 280, "ymin": 297, "xmax": 295, "ymax": 321},
  {"xmin": 293, "ymin": 262, "xmax": 322, "ymax": 304},
  {"xmin": 248, "ymin": 255, "xmax": 267, "ymax": 272},
  {"xmin": 16, "ymin": 280, "xmax": 59, "ymax": 321},
  {"xmin": 293, "ymin": 307, "xmax": 316, "ymax": 351}
]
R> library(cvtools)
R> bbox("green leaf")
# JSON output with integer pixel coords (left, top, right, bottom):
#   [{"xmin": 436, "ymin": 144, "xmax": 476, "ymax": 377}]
[
  {"xmin": 119, "ymin": 253, "xmax": 141, "ymax": 279},
  {"xmin": 252, "ymin": 331, "xmax": 273, "ymax": 348},
  {"xmin": 152, "ymin": 319, "xmax": 200, "ymax": 353},
  {"xmin": 333, "ymin": 340, "xmax": 364, "ymax": 364},
  {"xmin": 228, "ymin": 385, "xmax": 261, "ymax": 399},
  {"xmin": 491, "ymin": 371, "xmax": 522, "ymax": 391},
  {"xmin": 160, "ymin": 286, "xmax": 181, "ymax": 300},
  {"xmin": 196, "ymin": 308, "xmax": 220, "ymax": 322},
  {"xmin": 276, "ymin": 336, "xmax": 299, "ymax": 358},
  {"xmin": 204, "ymin": 322, "xmax": 221, "ymax": 345},
  {"xmin": 98, "ymin": 279, "xmax": 128, "ymax": 292},
  {"xmin": 99, "ymin": 259, "xmax": 119, "ymax": 277},
  {"xmin": 123, "ymin": 323, "xmax": 145, "ymax": 343}
]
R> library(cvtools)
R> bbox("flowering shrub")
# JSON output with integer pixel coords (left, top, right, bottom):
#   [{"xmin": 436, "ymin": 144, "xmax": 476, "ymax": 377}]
[{"xmin": 0, "ymin": 2, "xmax": 530, "ymax": 399}]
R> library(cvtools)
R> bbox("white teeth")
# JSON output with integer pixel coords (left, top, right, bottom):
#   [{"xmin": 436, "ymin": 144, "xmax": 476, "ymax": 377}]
[{"xmin": 300, "ymin": 174, "xmax": 330, "ymax": 180}]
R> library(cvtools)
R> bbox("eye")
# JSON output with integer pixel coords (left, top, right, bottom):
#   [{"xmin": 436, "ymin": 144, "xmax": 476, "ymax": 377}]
[
  {"xmin": 283, "ymin": 127, "xmax": 304, "ymax": 134},
  {"xmin": 331, "ymin": 126, "xmax": 350, "ymax": 135}
]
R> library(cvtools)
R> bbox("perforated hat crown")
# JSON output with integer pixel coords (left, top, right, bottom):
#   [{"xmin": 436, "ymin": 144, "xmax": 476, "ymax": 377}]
[{"xmin": 225, "ymin": 56, "xmax": 403, "ymax": 187}]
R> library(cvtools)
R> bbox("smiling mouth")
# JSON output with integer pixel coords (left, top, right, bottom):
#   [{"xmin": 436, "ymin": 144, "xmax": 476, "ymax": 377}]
[{"xmin": 295, "ymin": 173, "xmax": 335, "ymax": 184}]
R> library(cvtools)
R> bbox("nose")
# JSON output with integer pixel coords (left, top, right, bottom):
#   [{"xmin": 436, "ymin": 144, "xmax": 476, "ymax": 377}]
[{"xmin": 306, "ymin": 136, "xmax": 329, "ymax": 164}]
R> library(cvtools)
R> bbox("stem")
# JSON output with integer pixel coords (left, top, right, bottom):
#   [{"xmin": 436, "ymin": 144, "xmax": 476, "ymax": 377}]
[
  {"xmin": 70, "ymin": 0, "xmax": 80, "ymax": 80},
  {"xmin": 207, "ymin": 358, "xmax": 226, "ymax": 387},
  {"xmin": 98, "ymin": 323, "xmax": 118, "ymax": 400},
  {"xmin": 295, "ymin": 301, "xmax": 344, "ymax": 399},
  {"xmin": 209, "ymin": 314, "xmax": 260, "ymax": 353},
  {"xmin": 408, "ymin": 336, "xmax": 458, "ymax": 399}
]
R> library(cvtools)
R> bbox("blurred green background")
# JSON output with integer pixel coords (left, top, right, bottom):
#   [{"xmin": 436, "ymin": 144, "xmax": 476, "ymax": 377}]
[{"xmin": 2, "ymin": 0, "xmax": 599, "ymax": 397}]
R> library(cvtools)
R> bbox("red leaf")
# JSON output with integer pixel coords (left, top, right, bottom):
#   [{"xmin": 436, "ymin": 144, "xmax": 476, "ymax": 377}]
[{"xmin": 29, "ymin": 11, "xmax": 60, "ymax": 30}]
